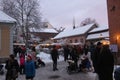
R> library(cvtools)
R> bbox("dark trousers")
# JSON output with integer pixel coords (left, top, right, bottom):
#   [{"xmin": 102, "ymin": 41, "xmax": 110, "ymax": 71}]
[
  {"xmin": 64, "ymin": 54, "xmax": 68, "ymax": 61},
  {"xmin": 53, "ymin": 60, "xmax": 58, "ymax": 70},
  {"xmin": 98, "ymin": 68, "xmax": 113, "ymax": 80},
  {"xmin": 19, "ymin": 65, "xmax": 25, "ymax": 74}
]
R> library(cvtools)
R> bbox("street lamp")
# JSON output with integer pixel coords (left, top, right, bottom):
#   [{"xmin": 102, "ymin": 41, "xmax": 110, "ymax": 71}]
[{"xmin": 117, "ymin": 36, "xmax": 120, "ymax": 41}]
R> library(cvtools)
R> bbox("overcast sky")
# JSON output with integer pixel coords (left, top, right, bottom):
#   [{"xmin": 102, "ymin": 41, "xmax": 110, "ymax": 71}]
[{"xmin": 40, "ymin": 0, "xmax": 108, "ymax": 28}]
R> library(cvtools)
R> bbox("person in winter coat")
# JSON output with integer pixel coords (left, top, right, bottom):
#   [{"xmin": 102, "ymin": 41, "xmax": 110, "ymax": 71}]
[
  {"xmin": 89, "ymin": 42, "xmax": 95, "ymax": 62},
  {"xmin": 70, "ymin": 46, "xmax": 79, "ymax": 69},
  {"xmin": 50, "ymin": 45, "xmax": 59, "ymax": 71},
  {"xmin": 83, "ymin": 44, "xmax": 89, "ymax": 55},
  {"xmin": 97, "ymin": 45, "xmax": 114, "ymax": 80},
  {"xmin": 92, "ymin": 42, "xmax": 103, "ymax": 73},
  {"xmin": 25, "ymin": 55, "xmax": 36, "ymax": 80},
  {"xmin": 5, "ymin": 54, "xmax": 19, "ymax": 80},
  {"xmin": 19, "ymin": 54, "xmax": 25, "ymax": 74},
  {"xmin": 63, "ymin": 45, "xmax": 70, "ymax": 61}
]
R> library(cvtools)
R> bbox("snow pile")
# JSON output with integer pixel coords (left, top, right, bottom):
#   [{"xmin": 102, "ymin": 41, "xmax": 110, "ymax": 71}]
[{"xmin": 36, "ymin": 52, "xmax": 64, "ymax": 63}]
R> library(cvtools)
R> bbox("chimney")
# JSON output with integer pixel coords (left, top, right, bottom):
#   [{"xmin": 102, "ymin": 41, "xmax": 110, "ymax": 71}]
[{"xmin": 73, "ymin": 17, "xmax": 75, "ymax": 29}]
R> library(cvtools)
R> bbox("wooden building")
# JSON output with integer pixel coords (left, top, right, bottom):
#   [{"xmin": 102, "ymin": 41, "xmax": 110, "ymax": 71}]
[
  {"xmin": 0, "ymin": 11, "xmax": 16, "ymax": 61},
  {"xmin": 30, "ymin": 22, "xmax": 58, "ymax": 43}
]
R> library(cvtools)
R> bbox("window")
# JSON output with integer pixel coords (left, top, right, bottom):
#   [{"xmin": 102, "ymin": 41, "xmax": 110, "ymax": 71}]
[
  {"xmin": 70, "ymin": 40, "xmax": 72, "ymax": 43},
  {"xmin": 75, "ymin": 39, "xmax": 78, "ymax": 43},
  {"xmin": 80, "ymin": 38, "xmax": 84, "ymax": 43}
]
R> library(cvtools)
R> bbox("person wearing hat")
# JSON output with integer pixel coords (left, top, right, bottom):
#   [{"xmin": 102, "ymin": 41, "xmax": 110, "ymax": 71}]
[{"xmin": 25, "ymin": 55, "xmax": 36, "ymax": 80}]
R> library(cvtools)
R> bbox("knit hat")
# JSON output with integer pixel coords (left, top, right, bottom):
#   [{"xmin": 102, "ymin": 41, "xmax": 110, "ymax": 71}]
[{"xmin": 27, "ymin": 55, "xmax": 32, "ymax": 60}]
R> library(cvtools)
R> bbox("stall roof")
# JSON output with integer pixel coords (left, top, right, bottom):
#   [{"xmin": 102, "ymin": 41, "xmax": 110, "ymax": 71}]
[
  {"xmin": 87, "ymin": 31, "xmax": 109, "ymax": 40},
  {"xmin": 89, "ymin": 26, "xmax": 108, "ymax": 33}
]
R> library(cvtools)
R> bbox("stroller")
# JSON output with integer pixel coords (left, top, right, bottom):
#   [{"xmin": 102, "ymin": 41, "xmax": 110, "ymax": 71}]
[
  {"xmin": 0, "ymin": 64, "xmax": 4, "ymax": 75},
  {"xmin": 79, "ymin": 56, "xmax": 91, "ymax": 72},
  {"xmin": 66, "ymin": 59, "xmax": 79, "ymax": 74}
]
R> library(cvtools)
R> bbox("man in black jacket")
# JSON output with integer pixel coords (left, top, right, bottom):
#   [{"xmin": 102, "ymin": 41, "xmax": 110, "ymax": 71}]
[
  {"xmin": 50, "ymin": 45, "xmax": 59, "ymax": 71},
  {"xmin": 97, "ymin": 45, "xmax": 114, "ymax": 80},
  {"xmin": 92, "ymin": 42, "xmax": 102, "ymax": 73}
]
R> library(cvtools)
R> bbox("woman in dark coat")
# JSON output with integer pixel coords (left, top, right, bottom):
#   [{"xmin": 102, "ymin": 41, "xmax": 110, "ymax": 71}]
[
  {"xmin": 97, "ymin": 45, "xmax": 114, "ymax": 80},
  {"xmin": 5, "ymin": 54, "xmax": 19, "ymax": 80}
]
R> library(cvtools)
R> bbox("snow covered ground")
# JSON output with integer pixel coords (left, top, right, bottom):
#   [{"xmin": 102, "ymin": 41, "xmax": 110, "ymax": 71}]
[{"xmin": 36, "ymin": 52, "xmax": 64, "ymax": 63}]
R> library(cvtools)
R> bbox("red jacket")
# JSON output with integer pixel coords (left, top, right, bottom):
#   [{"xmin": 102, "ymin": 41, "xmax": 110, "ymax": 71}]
[{"xmin": 20, "ymin": 57, "xmax": 25, "ymax": 66}]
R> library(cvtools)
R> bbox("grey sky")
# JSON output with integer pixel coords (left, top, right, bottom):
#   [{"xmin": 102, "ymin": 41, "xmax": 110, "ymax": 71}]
[{"xmin": 40, "ymin": 0, "xmax": 108, "ymax": 28}]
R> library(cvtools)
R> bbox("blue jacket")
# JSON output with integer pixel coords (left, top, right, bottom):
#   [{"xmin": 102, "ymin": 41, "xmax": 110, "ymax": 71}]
[
  {"xmin": 25, "ymin": 60, "xmax": 35, "ymax": 77},
  {"xmin": 114, "ymin": 67, "xmax": 120, "ymax": 80}
]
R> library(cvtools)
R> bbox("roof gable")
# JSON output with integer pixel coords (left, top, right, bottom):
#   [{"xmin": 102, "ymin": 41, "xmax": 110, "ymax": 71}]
[
  {"xmin": 54, "ymin": 23, "xmax": 95, "ymax": 39},
  {"xmin": 0, "ymin": 10, "xmax": 16, "ymax": 23}
]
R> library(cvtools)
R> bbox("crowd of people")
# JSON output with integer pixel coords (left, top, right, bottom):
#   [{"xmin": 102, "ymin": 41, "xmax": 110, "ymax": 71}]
[
  {"xmin": 4, "ymin": 45, "xmax": 37, "ymax": 80},
  {"xmin": 5, "ymin": 54, "xmax": 36, "ymax": 80},
  {"xmin": 50, "ymin": 42, "xmax": 115, "ymax": 80},
  {"xmin": 3, "ymin": 41, "xmax": 120, "ymax": 80}
]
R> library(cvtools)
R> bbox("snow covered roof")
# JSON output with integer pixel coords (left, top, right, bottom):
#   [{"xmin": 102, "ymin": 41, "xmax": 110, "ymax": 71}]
[
  {"xmin": 87, "ymin": 31, "xmax": 109, "ymax": 40},
  {"xmin": 54, "ymin": 23, "xmax": 95, "ymax": 39},
  {"xmin": 0, "ymin": 10, "xmax": 16, "ymax": 23},
  {"xmin": 30, "ymin": 28, "xmax": 58, "ymax": 33},
  {"xmin": 89, "ymin": 26, "xmax": 108, "ymax": 33},
  {"xmin": 41, "ymin": 28, "xmax": 58, "ymax": 33}
]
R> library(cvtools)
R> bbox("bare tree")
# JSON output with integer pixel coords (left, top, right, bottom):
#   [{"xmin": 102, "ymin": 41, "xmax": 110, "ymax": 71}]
[
  {"xmin": 54, "ymin": 27, "xmax": 65, "ymax": 33},
  {"xmin": 1, "ymin": 0, "xmax": 42, "ymax": 52},
  {"xmin": 80, "ymin": 18, "xmax": 98, "ymax": 26}
]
